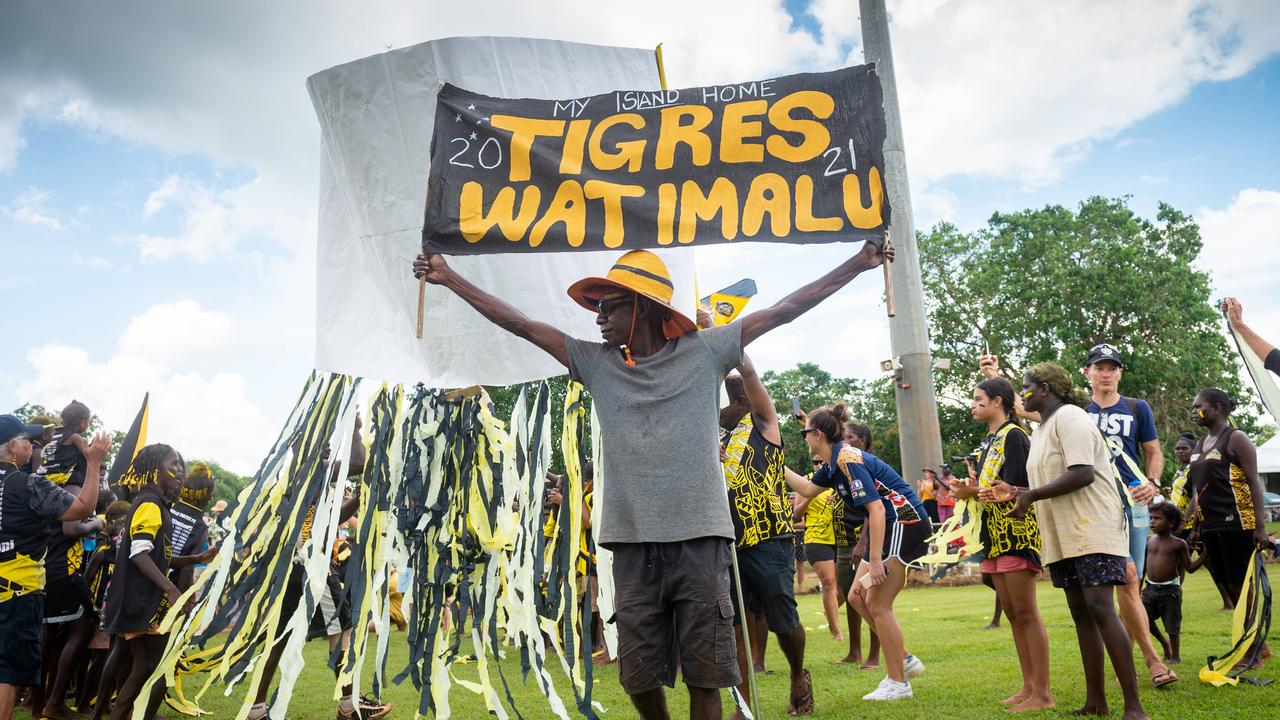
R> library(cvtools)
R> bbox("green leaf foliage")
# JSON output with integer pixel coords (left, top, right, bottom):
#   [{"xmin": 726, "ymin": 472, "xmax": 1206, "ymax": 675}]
[{"xmin": 918, "ymin": 196, "xmax": 1264, "ymax": 480}]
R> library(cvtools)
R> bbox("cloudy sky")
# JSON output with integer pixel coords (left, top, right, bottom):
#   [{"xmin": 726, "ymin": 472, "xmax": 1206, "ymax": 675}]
[{"xmin": 3, "ymin": 0, "xmax": 1278, "ymax": 473}]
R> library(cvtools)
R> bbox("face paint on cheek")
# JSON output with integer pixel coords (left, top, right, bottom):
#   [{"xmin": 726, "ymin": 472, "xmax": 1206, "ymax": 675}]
[{"xmin": 1197, "ymin": 410, "xmax": 1205, "ymax": 419}]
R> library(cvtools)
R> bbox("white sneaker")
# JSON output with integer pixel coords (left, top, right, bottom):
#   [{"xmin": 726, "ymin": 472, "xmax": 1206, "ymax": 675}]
[
  {"xmin": 863, "ymin": 677, "xmax": 913, "ymax": 701},
  {"xmin": 903, "ymin": 654, "xmax": 926, "ymax": 678}
]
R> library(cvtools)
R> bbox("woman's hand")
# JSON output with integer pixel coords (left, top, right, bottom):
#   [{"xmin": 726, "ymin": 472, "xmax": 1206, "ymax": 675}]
[
  {"xmin": 1007, "ymin": 487, "xmax": 1036, "ymax": 519},
  {"xmin": 865, "ymin": 559, "xmax": 887, "ymax": 587},
  {"xmin": 979, "ymin": 479, "xmax": 1018, "ymax": 504},
  {"xmin": 1254, "ymin": 527, "xmax": 1272, "ymax": 553}
]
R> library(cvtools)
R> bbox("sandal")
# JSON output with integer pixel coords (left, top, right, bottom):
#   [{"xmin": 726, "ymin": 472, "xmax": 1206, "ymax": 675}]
[
  {"xmin": 787, "ymin": 668, "xmax": 815, "ymax": 716},
  {"xmin": 1151, "ymin": 666, "xmax": 1179, "ymax": 688}
]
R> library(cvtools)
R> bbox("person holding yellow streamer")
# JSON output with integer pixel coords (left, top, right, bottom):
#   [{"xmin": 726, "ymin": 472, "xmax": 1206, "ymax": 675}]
[
  {"xmin": 414, "ymin": 237, "xmax": 891, "ymax": 720},
  {"xmin": 1187, "ymin": 388, "xmax": 1271, "ymax": 672},
  {"xmin": 958, "ymin": 376, "xmax": 1053, "ymax": 712}
]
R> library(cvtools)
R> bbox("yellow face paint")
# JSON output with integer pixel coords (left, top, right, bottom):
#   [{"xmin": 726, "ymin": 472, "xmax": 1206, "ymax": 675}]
[
  {"xmin": 1021, "ymin": 390, "xmax": 1034, "ymax": 400},
  {"xmin": 1197, "ymin": 409, "xmax": 1205, "ymax": 419}
]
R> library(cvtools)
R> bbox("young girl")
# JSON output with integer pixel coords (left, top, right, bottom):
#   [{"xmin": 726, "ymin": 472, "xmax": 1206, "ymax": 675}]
[
  {"xmin": 962, "ymin": 377, "xmax": 1053, "ymax": 711},
  {"xmin": 100, "ymin": 445, "xmax": 186, "ymax": 720},
  {"xmin": 1189, "ymin": 388, "xmax": 1270, "ymax": 670},
  {"xmin": 785, "ymin": 404, "xmax": 929, "ymax": 702}
]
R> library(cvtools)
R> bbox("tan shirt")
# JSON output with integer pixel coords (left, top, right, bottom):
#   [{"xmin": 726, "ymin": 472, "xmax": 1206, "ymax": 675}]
[{"xmin": 1028, "ymin": 404, "xmax": 1128, "ymax": 564}]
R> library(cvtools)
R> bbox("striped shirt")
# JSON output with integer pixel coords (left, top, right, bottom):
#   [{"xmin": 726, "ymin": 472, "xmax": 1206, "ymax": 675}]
[{"xmin": 1027, "ymin": 404, "xmax": 1128, "ymax": 564}]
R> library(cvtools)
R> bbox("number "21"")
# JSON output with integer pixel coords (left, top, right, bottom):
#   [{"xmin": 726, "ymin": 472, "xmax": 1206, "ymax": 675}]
[{"xmin": 822, "ymin": 139, "xmax": 860, "ymax": 177}]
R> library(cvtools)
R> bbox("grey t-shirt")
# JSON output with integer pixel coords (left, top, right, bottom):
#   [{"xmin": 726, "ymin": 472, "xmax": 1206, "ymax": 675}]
[{"xmin": 566, "ymin": 323, "xmax": 742, "ymax": 546}]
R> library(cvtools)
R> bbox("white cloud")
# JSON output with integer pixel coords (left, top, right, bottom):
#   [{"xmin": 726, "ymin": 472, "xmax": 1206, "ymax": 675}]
[
  {"xmin": 71, "ymin": 253, "xmax": 114, "ymax": 269},
  {"xmin": 4, "ymin": 186, "xmax": 63, "ymax": 230},
  {"xmin": 15, "ymin": 300, "xmax": 273, "ymax": 474},
  {"xmin": 1196, "ymin": 188, "xmax": 1280, "ymax": 331}
]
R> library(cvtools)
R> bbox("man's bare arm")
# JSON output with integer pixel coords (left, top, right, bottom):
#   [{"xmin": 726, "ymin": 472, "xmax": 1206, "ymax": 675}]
[
  {"xmin": 738, "ymin": 355, "xmax": 781, "ymax": 446},
  {"xmin": 414, "ymin": 253, "xmax": 568, "ymax": 367},
  {"xmin": 739, "ymin": 240, "xmax": 892, "ymax": 348}
]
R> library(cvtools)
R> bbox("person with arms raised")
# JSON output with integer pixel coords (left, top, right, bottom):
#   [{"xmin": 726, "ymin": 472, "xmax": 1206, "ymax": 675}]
[{"xmin": 414, "ymin": 238, "xmax": 891, "ymax": 720}]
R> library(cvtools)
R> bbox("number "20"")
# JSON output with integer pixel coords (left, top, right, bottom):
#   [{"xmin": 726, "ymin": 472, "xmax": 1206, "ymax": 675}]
[{"xmin": 448, "ymin": 136, "xmax": 503, "ymax": 170}]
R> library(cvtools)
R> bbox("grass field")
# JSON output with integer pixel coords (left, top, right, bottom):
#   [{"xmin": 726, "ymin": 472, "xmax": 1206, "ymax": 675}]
[{"xmin": 26, "ymin": 562, "xmax": 1276, "ymax": 720}]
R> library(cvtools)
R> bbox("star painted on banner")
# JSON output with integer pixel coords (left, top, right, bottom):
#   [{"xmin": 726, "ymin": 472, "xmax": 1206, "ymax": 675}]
[
  {"xmin": 467, "ymin": 104, "xmax": 476, "ymax": 110},
  {"xmin": 469, "ymin": 131, "xmax": 477, "ymax": 140},
  {"xmin": 454, "ymin": 113, "xmax": 462, "ymax": 122}
]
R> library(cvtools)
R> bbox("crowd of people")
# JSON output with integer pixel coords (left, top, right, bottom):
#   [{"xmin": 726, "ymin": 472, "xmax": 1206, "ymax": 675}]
[
  {"xmin": 0, "ymin": 403, "xmax": 394, "ymax": 720},
  {"xmin": 414, "ymin": 244, "xmax": 1277, "ymax": 720},
  {"xmin": 0, "ymin": 239, "xmax": 1274, "ymax": 720}
]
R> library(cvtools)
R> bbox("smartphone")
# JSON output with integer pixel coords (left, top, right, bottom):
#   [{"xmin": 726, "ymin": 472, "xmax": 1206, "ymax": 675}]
[{"xmin": 790, "ymin": 396, "xmax": 802, "ymax": 417}]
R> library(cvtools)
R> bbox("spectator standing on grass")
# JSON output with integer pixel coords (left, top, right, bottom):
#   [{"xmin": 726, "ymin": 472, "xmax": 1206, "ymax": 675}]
[
  {"xmin": 936, "ymin": 465, "xmax": 957, "ymax": 524},
  {"xmin": 960, "ymin": 376, "xmax": 1054, "ymax": 712},
  {"xmin": 0, "ymin": 415, "xmax": 108, "ymax": 720},
  {"xmin": 1188, "ymin": 388, "xmax": 1271, "ymax": 671},
  {"xmin": 786, "ymin": 404, "xmax": 929, "ymax": 702},
  {"xmin": 1081, "ymin": 343, "xmax": 1176, "ymax": 688},
  {"xmin": 1142, "ymin": 503, "xmax": 1203, "ymax": 666},
  {"xmin": 838, "ymin": 422, "xmax": 880, "ymax": 669},
  {"xmin": 917, "ymin": 469, "xmax": 939, "ymax": 524},
  {"xmin": 719, "ymin": 353, "xmax": 812, "ymax": 717},
  {"xmin": 1002, "ymin": 363, "xmax": 1147, "ymax": 720}
]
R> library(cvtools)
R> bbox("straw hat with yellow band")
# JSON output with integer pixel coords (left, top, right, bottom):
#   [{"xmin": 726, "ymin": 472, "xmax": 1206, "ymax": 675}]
[{"xmin": 567, "ymin": 250, "xmax": 698, "ymax": 347}]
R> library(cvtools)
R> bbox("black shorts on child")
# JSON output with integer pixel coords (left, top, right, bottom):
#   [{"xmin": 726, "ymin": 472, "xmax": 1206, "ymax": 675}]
[{"xmin": 1141, "ymin": 583, "xmax": 1182, "ymax": 635}]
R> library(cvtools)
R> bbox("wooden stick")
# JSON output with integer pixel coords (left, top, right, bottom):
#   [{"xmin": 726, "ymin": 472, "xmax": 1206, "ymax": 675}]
[
  {"xmin": 883, "ymin": 254, "xmax": 896, "ymax": 318},
  {"xmin": 416, "ymin": 275, "xmax": 426, "ymax": 339}
]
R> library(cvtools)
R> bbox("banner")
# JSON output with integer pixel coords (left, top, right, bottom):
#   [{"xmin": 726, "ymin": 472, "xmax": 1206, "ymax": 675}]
[
  {"xmin": 308, "ymin": 37, "xmax": 696, "ymax": 387},
  {"xmin": 423, "ymin": 65, "xmax": 890, "ymax": 255}
]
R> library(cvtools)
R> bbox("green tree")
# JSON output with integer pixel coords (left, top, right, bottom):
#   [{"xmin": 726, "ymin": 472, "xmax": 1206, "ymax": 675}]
[{"xmin": 918, "ymin": 196, "xmax": 1262, "ymax": 480}]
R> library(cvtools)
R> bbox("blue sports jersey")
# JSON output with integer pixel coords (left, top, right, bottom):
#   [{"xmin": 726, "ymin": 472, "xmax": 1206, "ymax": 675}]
[
  {"xmin": 1086, "ymin": 396, "xmax": 1157, "ymax": 486},
  {"xmin": 811, "ymin": 443, "xmax": 926, "ymax": 524}
]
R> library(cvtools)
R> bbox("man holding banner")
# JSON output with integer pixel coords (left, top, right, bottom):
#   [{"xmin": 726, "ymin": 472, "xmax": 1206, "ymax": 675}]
[{"xmin": 414, "ymin": 62, "xmax": 895, "ymax": 719}]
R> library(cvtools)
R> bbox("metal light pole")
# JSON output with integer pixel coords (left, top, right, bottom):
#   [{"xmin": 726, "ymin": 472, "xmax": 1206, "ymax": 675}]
[{"xmin": 860, "ymin": 0, "xmax": 944, "ymax": 483}]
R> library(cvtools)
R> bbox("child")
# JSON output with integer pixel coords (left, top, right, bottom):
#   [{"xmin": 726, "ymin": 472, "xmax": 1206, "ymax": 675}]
[
  {"xmin": 169, "ymin": 463, "xmax": 214, "ymax": 590},
  {"xmin": 1143, "ymin": 503, "xmax": 1203, "ymax": 664},
  {"xmin": 36, "ymin": 401, "xmax": 92, "ymax": 487},
  {"xmin": 77, "ymin": 502, "xmax": 130, "ymax": 713},
  {"xmin": 99, "ymin": 444, "xmax": 187, "ymax": 720}
]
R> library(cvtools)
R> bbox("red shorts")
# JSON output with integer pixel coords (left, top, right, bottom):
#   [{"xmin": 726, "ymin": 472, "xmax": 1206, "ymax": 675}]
[{"xmin": 981, "ymin": 554, "xmax": 1041, "ymax": 575}]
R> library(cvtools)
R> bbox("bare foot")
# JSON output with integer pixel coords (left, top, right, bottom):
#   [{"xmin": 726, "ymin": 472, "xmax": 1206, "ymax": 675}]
[
  {"xmin": 40, "ymin": 703, "xmax": 76, "ymax": 720},
  {"xmin": 1001, "ymin": 691, "xmax": 1031, "ymax": 705},
  {"xmin": 1167, "ymin": 656, "xmax": 1181, "ymax": 665},
  {"xmin": 984, "ymin": 622, "xmax": 1001, "ymax": 630},
  {"xmin": 1068, "ymin": 705, "xmax": 1110, "ymax": 716},
  {"xmin": 836, "ymin": 653, "xmax": 863, "ymax": 665},
  {"xmin": 832, "ymin": 633, "xmax": 845, "ymax": 642},
  {"xmin": 1010, "ymin": 696, "xmax": 1056, "ymax": 713},
  {"xmin": 858, "ymin": 658, "xmax": 880, "ymax": 670},
  {"xmin": 1120, "ymin": 710, "xmax": 1150, "ymax": 720}
]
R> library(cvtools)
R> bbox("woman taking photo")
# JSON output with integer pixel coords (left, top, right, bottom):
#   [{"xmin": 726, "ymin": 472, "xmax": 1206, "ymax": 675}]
[
  {"xmin": 785, "ymin": 404, "xmax": 929, "ymax": 702},
  {"xmin": 961, "ymin": 377, "xmax": 1053, "ymax": 711},
  {"xmin": 1189, "ymin": 387, "xmax": 1271, "ymax": 668},
  {"xmin": 999, "ymin": 363, "xmax": 1147, "ymax": 720}
]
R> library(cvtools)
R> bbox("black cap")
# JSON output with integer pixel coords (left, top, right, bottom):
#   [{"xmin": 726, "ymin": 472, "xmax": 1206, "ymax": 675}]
[
  {"xmin": 1085, "ymin": 343, "xmax": 1124, "ymax": 368},
  {"xmin": 0, "ymin": 414, "xmax": 47, "ymax": 445}
]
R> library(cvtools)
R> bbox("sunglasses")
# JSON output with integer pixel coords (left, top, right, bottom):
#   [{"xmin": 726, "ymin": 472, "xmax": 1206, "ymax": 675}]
[
  {"xmin": 593, "ymin": 295, "xmax": 635, "ymax": 317},
  {"xmin": 800, "ymin": 428, "xmax": 817, "ymax": 437}
]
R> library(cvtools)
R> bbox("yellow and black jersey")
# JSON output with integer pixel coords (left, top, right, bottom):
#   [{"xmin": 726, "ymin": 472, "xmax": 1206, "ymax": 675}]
[
  {"xmin": 0, "ymin": 463, "xmax": 75, "ymax": 600},
  {"xmin": 1191, "ymin": 429, "xmax": 1257, "ymax": 532},
  {"xmin": 36, "ymin": 429, "xmax": 87, "ymax": 487},
  {"xmin": 102, "ymin": 487, "xmax": 173, "ymax": 634},
  {"xmin": 723, "ymin": 415, "xmax": 792, "ymax": 547}
]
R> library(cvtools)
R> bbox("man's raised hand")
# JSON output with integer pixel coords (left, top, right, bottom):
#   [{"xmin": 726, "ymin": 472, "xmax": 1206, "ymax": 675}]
[
  {"xmin": 857, "ymin": 237, "xmax": 895, "ymax": 268},
  {"xmin": 412, "ymin": 252, "xmax": 452, "ymax": 285}
]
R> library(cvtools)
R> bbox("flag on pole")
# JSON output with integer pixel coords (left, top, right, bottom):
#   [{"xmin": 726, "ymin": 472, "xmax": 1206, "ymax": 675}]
[
  {"xmin": 701, "ymin": 279, "xmax": 758, "ymax": 326},
  {"xmin": 1226, "ymin": 315, "xmax": 1280, "ymax": 421},
  {"xmin": 106, "ymin": 393, "xmax": 148, "ymax": 490}
]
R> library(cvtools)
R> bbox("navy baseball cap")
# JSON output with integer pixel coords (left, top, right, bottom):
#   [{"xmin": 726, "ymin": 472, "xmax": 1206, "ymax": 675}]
[
  {"xmin": 0, "ymin": 414, "xmax": 46, "ymax": 445},
  {"xmin": 1085, "ymin": 343, "xmax": 1124, "ymax": 368}
]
